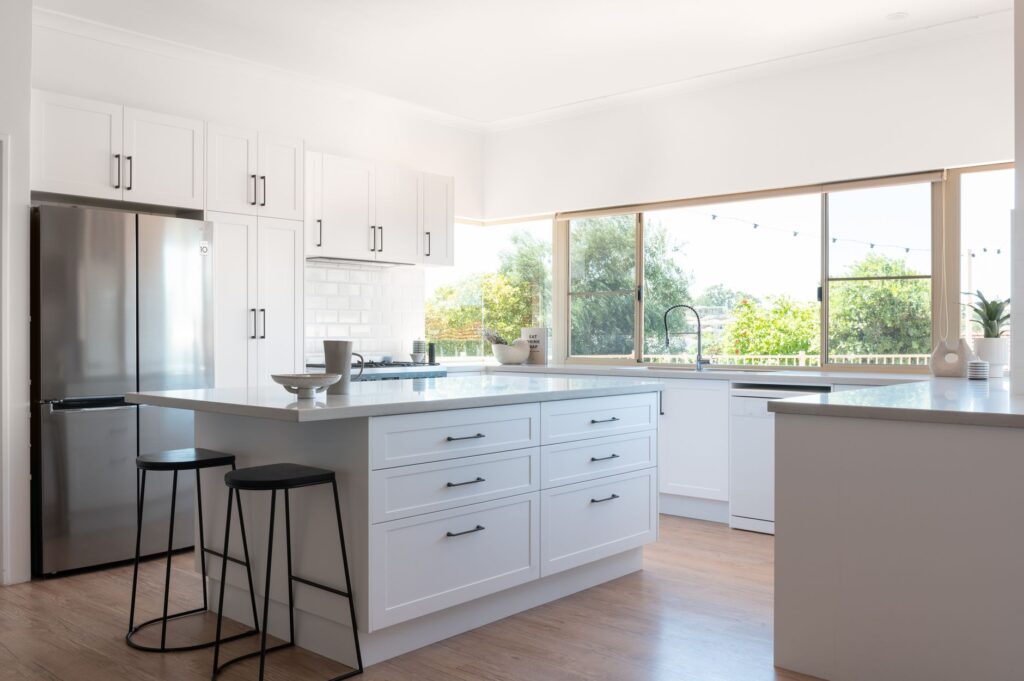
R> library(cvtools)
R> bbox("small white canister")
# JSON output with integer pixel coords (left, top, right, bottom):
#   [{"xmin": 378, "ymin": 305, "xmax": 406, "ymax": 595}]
[{"xmin": 521, "ymin": 327, "xmax": 549, "ymax": 365}]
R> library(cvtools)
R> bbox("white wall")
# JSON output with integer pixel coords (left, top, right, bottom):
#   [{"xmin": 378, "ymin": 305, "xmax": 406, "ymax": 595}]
[
  {"xmin": 0, "ymin": 0, "xmax": 33, "ymax": 585},
  {"xmin": 305, "ymin": 263, "xmax": 425, "ymax": 363},
  {"xmin": 30, "ymin": 11, "xmax": 485, "ymax": 219},
  {"xmin": 484, "ymin": 24, "xmax": 1014, "ymax": 219}
]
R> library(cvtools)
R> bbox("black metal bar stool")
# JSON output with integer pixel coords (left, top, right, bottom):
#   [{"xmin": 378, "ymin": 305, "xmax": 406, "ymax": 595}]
[
  {"xmin": 212, "ymin": 463, "xmax": 363, "ymax": 681},
  {"xmin": 127, "ymin": 448, "xmax": 260, "ymax": 652}
]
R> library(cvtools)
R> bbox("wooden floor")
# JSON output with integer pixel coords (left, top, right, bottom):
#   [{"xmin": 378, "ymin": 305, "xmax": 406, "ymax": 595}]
[{"xmin": 0, "ymin": 516, "xmax": 819, "ymax": 680}]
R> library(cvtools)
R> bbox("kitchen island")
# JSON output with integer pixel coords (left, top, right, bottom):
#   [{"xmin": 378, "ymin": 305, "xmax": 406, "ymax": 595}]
[
  {"xmin": 769, "ymin": 378, "xmax": 1024, "ymax": 681},
  {"xmin": 128, "ymin": 374, "xmax": 663, "ymax": 668}
]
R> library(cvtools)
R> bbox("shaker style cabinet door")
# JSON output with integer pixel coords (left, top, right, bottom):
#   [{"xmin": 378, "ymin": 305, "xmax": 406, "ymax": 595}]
[
  {"xmin": 320, "ymin": 153, "xmax": 376, "ymax": 261},
  {"xmin": 304, "ymin": 151, "xmax": 324, "ymax": 256},
  {"xmin": 374, "ymin": 164, "xmax": 422, "ymax": 265},
  {"xmin": 31, "ymin": 90, "xmax": 124, "ymax": 201},
  {"xmin": 256, "ymin": 217, "xmax": 303, "ymax": 386},
  {"xmin": 421, "ymin": 173, "xmax": 454, "ymax": 266},
  {"xmin": 208, "ymin": 211, "xmax": 259, "ymax": 389},
  {"xmin": 123, "ymin": 107, "xmax": 205, "ymax": 209},
  {"xmin": 658, "ymin": 379, "xmax": 730, "ymax": 501},
  {"xmin": 257, "ymin": 133, "xmax": 304, "ymax": 220},
  {"xmin": 207, "ymin": 123, "xmax": 258, "ymax": 215}
]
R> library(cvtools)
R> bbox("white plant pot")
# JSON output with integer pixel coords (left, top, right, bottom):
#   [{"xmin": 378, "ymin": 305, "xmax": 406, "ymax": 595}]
[
  {"xmin": 492, "ymin": 339, "xmax": 531, "ymax": 365},
  {"xmin": 973, "ymin": 337, "xmax": 1009, "ymax": 377}
]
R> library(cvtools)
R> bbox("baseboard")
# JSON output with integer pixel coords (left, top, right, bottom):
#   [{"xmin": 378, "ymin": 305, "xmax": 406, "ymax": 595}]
[{"xmin": 659, "ymin": 494, "xmax": 728, "ymax": 523}]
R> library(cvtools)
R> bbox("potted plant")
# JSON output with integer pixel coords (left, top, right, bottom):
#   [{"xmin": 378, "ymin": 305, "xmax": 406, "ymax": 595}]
[
  {"xmin": 967, "ymin": 291, "xmax": 1010, "ymax": 377},
  {"xmin": 483, "ymin": 329, "xmax": 530, "ymax": 365}
]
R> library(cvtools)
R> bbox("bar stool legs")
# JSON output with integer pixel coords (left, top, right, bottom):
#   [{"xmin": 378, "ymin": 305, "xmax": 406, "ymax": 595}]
[
  {"xmin": 126, "ymin": 463, "xmax": 260, "ymax": 653},
  {"xmin": 212, "ymin": 476, "xmax": 363, "ymax": 680}
]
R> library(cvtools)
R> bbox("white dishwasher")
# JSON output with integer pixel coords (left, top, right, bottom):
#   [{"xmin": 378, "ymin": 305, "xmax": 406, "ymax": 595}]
[{"xmin": 728, "ymin": 383, "xmax": 830, "ymax": 534}]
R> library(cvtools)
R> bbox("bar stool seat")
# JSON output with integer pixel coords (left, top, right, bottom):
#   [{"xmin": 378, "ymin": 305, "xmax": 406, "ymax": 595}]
[
  {"xmin": 225, "ymin": 462, "xmax": 335, "ymax": 490},
  {"xmin": 137, "ymin": 447, "xmax": 237, "ymax": 471},
  {"xmin": 213, "ymin": 463, "xmax": 363, "ymax": 680},
  {"xmin": 126, "ymin": 448, "xmax": 260, "ymax": 654}
]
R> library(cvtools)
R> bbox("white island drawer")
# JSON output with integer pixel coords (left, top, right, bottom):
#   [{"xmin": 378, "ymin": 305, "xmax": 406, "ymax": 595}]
[
  {"xmin": 540, "ymin": 392, "xmax": 658, "ymax": 445},
  {"xmin": 541, "ymin": 431, "xmax": 656, "ymax": 488},
  {"xmin": 369, "ymin": 403, "xmax": 540, "ymax": 469},
  {"xmin": 540, "ymin": 469, "xmax": 657, "ymax": 576},
  {"xmin": 371, "ymin": 448, "xmax": 540, "ymax": 523},
  {"xmin": 369, "ymin": 494, "xmax": 539, "ymax": 630}
]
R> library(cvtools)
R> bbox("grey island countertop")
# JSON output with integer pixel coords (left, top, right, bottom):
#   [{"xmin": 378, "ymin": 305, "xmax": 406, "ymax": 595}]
[
  {"xmin": 127, "ymin": 374, "xmax": 665, "ymax": 422},
  {"xmin": 768, "ymin": 377, "xmax": 1024, "ymax": 428}
]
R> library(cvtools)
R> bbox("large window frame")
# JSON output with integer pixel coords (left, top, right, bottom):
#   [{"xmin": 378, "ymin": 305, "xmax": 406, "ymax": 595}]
[{"xmin": 551, "ymin": 166, "xmax": 1008, "ymax": 372}]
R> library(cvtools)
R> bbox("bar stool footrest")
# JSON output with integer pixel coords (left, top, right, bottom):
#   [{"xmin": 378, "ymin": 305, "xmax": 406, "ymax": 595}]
[{"xmin": 126, "ymin": 608, "xmax": 259, "ymax": 653}]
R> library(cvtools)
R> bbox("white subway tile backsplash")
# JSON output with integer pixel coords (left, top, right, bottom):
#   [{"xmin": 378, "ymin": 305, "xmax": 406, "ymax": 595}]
[{"xmin": 305, "ymin": 262, "xmax": 425, "ymax": 363}]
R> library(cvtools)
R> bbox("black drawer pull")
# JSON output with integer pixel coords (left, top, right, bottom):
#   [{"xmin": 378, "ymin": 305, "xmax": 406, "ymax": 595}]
[
  {"xmin": 446, "ymin": 524, "xmax": 485, "ymax": 538},
  {"xmin": 447, "ymin": 477, "xmax": 485, "ymax": 488},
  {"xmin": 590, "ymin": 494, "xmax": 620, "ymax": 504},
  {"xmin": 446, "ymin": 433, "xmax": 485, "ymax": 442},
  {"xmin": 590, "ymin": 453, "xmax": 620, "ymax": 462},
  {"xmin": 590, "ymin": 416, "xmax": 621, "ymax": 424}
]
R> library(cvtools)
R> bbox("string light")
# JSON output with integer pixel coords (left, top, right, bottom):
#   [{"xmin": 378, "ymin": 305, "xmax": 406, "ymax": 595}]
[{"xmin": 686, "ymin": 209, "xmax": 1004, "ymax": 257}]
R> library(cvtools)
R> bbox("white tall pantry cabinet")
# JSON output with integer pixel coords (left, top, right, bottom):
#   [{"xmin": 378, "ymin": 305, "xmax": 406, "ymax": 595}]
[{"xmin": 209, "ymin": 211, "xmax": 303, "ymax": 389}]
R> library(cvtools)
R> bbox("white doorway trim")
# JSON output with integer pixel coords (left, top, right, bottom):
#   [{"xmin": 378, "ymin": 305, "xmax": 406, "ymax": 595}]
[{"xmin": 0, "ymin": 133, "xmax": 11, "ymax": 583}]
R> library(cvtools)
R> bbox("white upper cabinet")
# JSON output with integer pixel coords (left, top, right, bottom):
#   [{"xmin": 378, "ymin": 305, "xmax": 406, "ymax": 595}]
[
  {"xmin": 422, "ymin": 173, "xmax": 454, "ymax": 266},
  {"xmin": 207, "ymin": 126, "xmax": 304, "ymax": 220},
  {"xmin": 123, "ymin": 107, "xmax": 204, "ymax": 209},
  {"xmin": 31, "ymin": 90, "xmax": 124, "ymax": 201},
  {"xmin": 257, "ymin": 133, "xmax": 304, "ymax": 220},
  {"xmin": 207, "ymin": 123, "xmax": 258, "ymax": 214},
  {"xmin": 31, "ymin": 90, "xmax": 204, "ymax": 210},
  {"xmin": 374, "ymin": 164, "xmax": 421, "ymax": 265},
  {"xmin": 305, "ymin": 151, "xmax": 454, "ymax": 266}
]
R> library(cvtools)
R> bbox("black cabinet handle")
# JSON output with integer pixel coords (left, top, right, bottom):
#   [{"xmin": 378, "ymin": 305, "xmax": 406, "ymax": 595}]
[
  {"xmin": 114, "ymin": 153, "xmax": 121, "ymax": 189},
  {"xmin": 259, "ymin": 308, "xmax": 266, "ymax": 339},
  {"xmin": 125, "ymin": 155, "xmax": 133, "ymax": 190},
  {"xmin": 249, "ymin": 308, "xmax": 257, "ymax": 339},
  {"xmin": 590, "ymin": 494, "xmax": 620, "ymax": 504},
  {"xmin": 590, "ymin": 453, "xmax": 620, "ymax": 462},
  {"xmin": 259, "ymin": 175, "xmax": 266, "ymax": 206},
  {"xmin": 370, "ymin": 225, "xmax": 377, "ymax": 252},
  {"xmin": 590, "ymin": 416, "xmax": 621, "ymax": 424},
  {"xmin": 316, "ymin": 219, "xmax": 323, "ymax": 247},
  {"xmin": 446, "ymin": 433, "xmax": 485, "ymax": 442},
  {"xmin": 446, "ymin": 476, "xmax": 485, "ymax": 488},
  {"xmin": 425, "ymin": 231, "xmax": 431, "ymax": 257},
  {"xmin": 446, "ymin": 525, "xmax": 485, "ymax": 538},
  {"xmin": 250, "ymin": 174, "xmax": 258, "ymax": 206},
  {"xmin": 378, "ymin": 225, "xmax": 384, "ymax": 252}
]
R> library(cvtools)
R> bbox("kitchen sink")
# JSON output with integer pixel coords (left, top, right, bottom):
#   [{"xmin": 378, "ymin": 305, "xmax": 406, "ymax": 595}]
[{"xmin": 643, "ymin": 365, "xmax": 775, "ymax": 374}]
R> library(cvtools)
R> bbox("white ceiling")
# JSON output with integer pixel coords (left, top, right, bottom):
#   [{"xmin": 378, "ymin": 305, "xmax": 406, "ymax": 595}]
[{"xmin": 35, "ymin": 0, "xmax": 1011, "ymax": 124}]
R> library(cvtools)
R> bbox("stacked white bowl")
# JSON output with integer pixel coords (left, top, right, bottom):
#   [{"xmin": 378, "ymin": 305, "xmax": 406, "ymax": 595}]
[{"xmin": 967, "ymin": 360, "xmax": 990, "ymax": 380}]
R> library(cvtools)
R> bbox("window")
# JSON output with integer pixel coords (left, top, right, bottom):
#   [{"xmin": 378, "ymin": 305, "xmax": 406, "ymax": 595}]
[
  {"xmin": 559, "ymin": 171, "xmax": 953, "ymax": 370},
  {"xmin": 957, "ymin": 166, "xmax": 1012, "ymax": 340},
  {"xmin": 567, "ymin": 214, "xmax": 639, "ymax": 357},
  {"xmin": 643, "ymin": 194, "xmax": 821, "ymax": 366},
  {"xmin": 824, "ymin": 182, "xmax": 934, "ymax": 366},
  {"xmin": 424, "ymin": 220, "xmax": 552, "ymax": 360}
]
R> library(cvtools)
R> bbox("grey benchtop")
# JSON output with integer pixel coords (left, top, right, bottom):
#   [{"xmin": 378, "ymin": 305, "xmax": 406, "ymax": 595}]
[
  {"xmin": 768, "ymin": 377, "xmax": 1024, "ymax": 428},
  {"xmin": 127, "ymin": 374, "xmax": 664, "ymax": 423}
]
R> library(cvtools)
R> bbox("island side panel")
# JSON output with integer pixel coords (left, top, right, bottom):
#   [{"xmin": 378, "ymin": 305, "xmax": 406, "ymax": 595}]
[
  {"xmin": 195, "ymin": 410, "xmax": 370, "ymax": 668},
  {"xmin": 775, "ymin": 413, "xmax": 1024, "ymax": 681}
]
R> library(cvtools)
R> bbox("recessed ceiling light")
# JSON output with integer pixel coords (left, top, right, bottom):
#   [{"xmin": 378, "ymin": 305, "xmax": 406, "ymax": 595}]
[{"xmin": 886, "ymin": 11, "xmax": 910, "ymax": 21}]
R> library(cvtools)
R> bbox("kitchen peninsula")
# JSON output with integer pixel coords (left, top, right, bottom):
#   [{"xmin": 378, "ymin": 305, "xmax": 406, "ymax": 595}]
[
  {"xmin": 128, "ymin": 374, "xmax": 663, "ymax": 668},
  {"xmin": 770, "ymin": 378, "xmax": 1024, "ymax": 681}
]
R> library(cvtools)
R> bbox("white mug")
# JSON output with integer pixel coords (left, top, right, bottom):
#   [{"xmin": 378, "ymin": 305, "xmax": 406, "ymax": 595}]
[{"xmin": 323, "ymin": 340, "xmax": 364, "ymax": 395}]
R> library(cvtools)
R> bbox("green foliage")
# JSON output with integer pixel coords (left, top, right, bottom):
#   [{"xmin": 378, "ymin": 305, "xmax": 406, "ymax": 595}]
[
  {"xmin": 696, "ymin": 283, "xmax": 759, "ymax": 310},
  {"xmin": 827, "ymin": 253, "xmax": 931, "ymax": 356},
  {"xmin": 967, "ymin": 290, "xmax": 1010, "ymax": 338},
  {"xmin": 724, "ymin": 297, "xmax": 820, "ymax": 356}
]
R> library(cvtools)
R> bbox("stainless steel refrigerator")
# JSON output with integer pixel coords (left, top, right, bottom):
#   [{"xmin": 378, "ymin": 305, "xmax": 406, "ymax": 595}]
[{"xmin": 31, "ymin": 204, "xmax": 213, "ymax": 575}]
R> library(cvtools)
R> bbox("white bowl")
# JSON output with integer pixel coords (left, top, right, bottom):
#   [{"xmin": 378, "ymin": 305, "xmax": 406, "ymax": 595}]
[
  {"xmin": 271, "ymin": 373, "xmax": 341, "ymax": 399},
  {"xmin": 491, "ymin": 340, "xmax": 530, "ymax": 365},
  {"xmin": 410, "ymin": 352, "xmax": 426, "ymax": 364}
]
